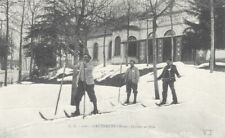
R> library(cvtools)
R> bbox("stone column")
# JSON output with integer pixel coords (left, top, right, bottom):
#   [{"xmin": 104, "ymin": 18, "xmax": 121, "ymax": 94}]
[
  {"xmin": 175, "ymin": 36, "xmax": 182, "ymax": 61},
  {"xmin": 139, "ymin": 41, "xmax": 146, "ymax": 63},
  {"xmin": 157, "ymin": 39, "xmax": 163, "ymax": 63}
]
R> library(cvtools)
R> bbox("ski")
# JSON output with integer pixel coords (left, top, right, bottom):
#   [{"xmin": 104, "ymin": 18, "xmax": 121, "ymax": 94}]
[
  {"xmin": 85, "ymin": 111, "xmax": 113, "ymax": 117},
  {"xmin": 39, "ymin": 112, "xmax": 51, "ymax": 121},
  {"xmin": 164, "ymin": 102, "xmax": 181, "ymax": 106},
  {"xmin": 64, "ymin": 110, "xmax": 113, "ymax": 118},
  {"xmin": 155, "ymin": 103, "xmax": 163, "ymax": 106},
  {"xmin": 121, "ymin": 102, "xmax": 147, "ymax": 107},
  {"xmin": 39, "ymin": 112, "xmax": 68, "ymax": 121},
  {"xmin": 155, "ymin": 102, "xmax": 181, "ymax": 107}
]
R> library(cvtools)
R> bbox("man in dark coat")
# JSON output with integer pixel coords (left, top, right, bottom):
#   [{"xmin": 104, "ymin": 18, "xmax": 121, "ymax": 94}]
[{"xmin": 157, "ymin": 59, "xmax": 181, "ymax": 105}]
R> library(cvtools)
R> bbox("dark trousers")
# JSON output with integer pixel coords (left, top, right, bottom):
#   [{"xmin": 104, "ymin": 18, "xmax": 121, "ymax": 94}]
[
  {"xmin": 126, "ymin": 82, "xmax": 138, "ymax": 94},
  {"xmin": 126, "ymin": 82, "xmax": 138, "ymax": 102},
  {"xmin": 74, "ymin": 80, "xmax": 97, "ymax": 105},
  {"xmin": 162, "ymin": 80, "xmax": 177, "ymax": 103}
]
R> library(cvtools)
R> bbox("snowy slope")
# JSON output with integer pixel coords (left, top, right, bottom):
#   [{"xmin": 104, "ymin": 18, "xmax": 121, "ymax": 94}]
[
  {"xmin": 1, "ymin": 62, "xmax": 225, "ymax": 138},
  {"xmin": 56, "ymin": 63, "xmax": 166, "ymax": 82}
]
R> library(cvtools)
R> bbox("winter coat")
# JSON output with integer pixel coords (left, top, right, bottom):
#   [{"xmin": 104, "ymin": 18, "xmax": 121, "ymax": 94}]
[
  {"xmin": 158, "ymin": 64, "xmax": 180, "ymax": 81},
  {"xmin": 124, "ymin": 66, "xmax": 140, "ymax": 84},
  {"xmin": 77, "ymin": 61, "xmax": 95, "ymax": 85}
]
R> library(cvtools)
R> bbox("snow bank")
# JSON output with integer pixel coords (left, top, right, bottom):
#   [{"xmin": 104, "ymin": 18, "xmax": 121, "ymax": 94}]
[
  {"xmin": 54, "ymin": 62, "xmax": 182, "ymax": 82},
  {"xmin": 94, "ymin": 63, "xmax": 167, "ymax": 82},
  {"xmin": 196, "ymin": 62, "xmax": 225, "ymax": 68},
  {"xmin": 49, "ymin": 67, "xmax": 73, "ymax": 80}
]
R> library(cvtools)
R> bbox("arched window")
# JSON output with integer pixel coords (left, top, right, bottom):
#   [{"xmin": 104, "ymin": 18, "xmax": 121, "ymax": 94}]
[
  {"xmin": 93, "ymin": 43, "xmax": 98, "ymax": 60},
  {"xmin": 164, "ymin": 30, "xmax": 176, "ymax": 37},
  {"xmin": 108, "ymin": 41, "xmax": 112, "ymax": 60},
  {"xmin": 183, "ymin": 27, "xmax": 194, "ymax": 36},
  {"xmin": 114, "ymin": 36, "xmax": 121, "ymax": 56},
  {"xmin": 128, "ymin": 36, "xmax": 137, "ymax": 57}
]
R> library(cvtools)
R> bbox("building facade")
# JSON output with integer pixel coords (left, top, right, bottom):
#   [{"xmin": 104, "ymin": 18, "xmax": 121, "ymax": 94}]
[{"xmin": 87, "ymin": 10, "xmax": 193, "ymax": 65}]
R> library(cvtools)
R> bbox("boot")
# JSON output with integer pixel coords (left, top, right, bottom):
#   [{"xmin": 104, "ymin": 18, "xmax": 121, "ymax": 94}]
[
  {"xmin": 72, "ymin": 103, "xmax": 81, "ymax": 117},
  {"xmin": 91, "ymin": 102, "xmax": 98, "ymax": 114},
  {"xmin": 71, "ymin": 110, "xmax": 80, "ymax": 117},
  {"xmin": 157, "ymin": 101, "xmax": 166, "ymax": 106},
  {"xmin": 171, "ymin": 101, "xmax": 178, "ymax": 104},
  {"xmin": 124, "ymin": 99, "xmax": 129, "ymax": 104},
  {"xmin": 125, "ymin": 93, "xmax": 131, "ymax": 104}
]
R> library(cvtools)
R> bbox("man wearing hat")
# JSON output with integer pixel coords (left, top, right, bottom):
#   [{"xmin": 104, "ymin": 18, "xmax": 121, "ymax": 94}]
[
  {"xmin": 72, "ymin": 54, "xmax": 98, "ymax": 116},
  {"xmin": 124, "ymin": 60, "xmax": 140, "ymax": 104},
  {"xmin": 157, "ymin": 59, "xmax": 181, "ymax": 106}
]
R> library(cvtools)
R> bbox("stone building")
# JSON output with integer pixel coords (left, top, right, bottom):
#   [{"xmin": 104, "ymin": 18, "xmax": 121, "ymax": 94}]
[{"xmin": 87, "ymin": 4, "xmax": 194, "ymax": 65}]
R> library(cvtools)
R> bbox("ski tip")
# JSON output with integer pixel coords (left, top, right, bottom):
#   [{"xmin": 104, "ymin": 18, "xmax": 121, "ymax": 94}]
[
  {"xmin": 39, "ymin": 112, "xmax": 51, "ymax": 121},
  {"xmin": 64, "ymin": 110, "xmax": 71, "ymax": 118}
]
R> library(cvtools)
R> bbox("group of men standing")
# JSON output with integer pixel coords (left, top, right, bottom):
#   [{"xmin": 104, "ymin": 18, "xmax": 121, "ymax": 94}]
[{"xmin": 70, "ymin": 54, "xmax": 181, "ymax": 117}]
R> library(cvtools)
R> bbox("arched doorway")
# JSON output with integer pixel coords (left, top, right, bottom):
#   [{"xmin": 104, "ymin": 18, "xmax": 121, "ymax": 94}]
[
  {"xmin": 128, "ymin": 36, "xmax": 137, "ymax": 57},
  {"xmin": 93, "ymin": 43, "xmax": 98, "ymax": 60},
  {"xmin": 182, "ymin": 27, "xmax": 195, "ymax": 62},
  {"xmin": 114, "ymin": 36, "xmax": 121, "ymax": 56},
  {"xmin": 163, "ymin": 30, "xmax": 176, "ymax": 62},
  {"xmin": 108, "ymin": 41, "xmax": 112, "ymax": 60}
]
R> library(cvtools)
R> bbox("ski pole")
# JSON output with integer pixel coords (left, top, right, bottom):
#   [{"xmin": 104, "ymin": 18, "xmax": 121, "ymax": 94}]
[
  {"xmin": 118, "ymin": 63, "xmax": 123, "ymax": 103},
  {"xmin": 83, "ymin": 86, "xmax": 86, "ymax": 119},
  {"xmin": 83, "ymin": 62, "xmax": 86, "ymax": 119},
  {"xmin": 54, "ymin": 52, "xmax": 67, "ymax": 115}
]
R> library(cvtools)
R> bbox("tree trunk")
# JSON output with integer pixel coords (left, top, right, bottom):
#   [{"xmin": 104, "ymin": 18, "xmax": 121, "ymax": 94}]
[
  {"xmin": 126, "ymin": 2, "xmax": 130, "ymax": 66},
  {"xmin": 29, "ymin": 12, "xmax": 34, "ymax": 79},
  {"xmin": 18, "ymin": 0, "xmax": 26, "ymax": 83},
  {"xmin": 4, "ymin": 0, "xmax": 9, "ymax": 86},
  {"xmin": 146, "ymin": 19, "xmax": 149, "ymax": 66},
  {"xmin": 152, "ymin": 18, "xmax": 160, "ymax": 99},
  {"xmin": 210, "ymin": 0, "xmax": 215, "ymax": 73},
  {"xmin": 103, "ymin": 13, "xmax": 106, "ymax": 67},
  {"xmin": 10, "ymin": 32, "xmax": 13, "ymax": 69},
  {"xmin": 170, "ymin": 1, "xmax": 175, "ymax": 61}
]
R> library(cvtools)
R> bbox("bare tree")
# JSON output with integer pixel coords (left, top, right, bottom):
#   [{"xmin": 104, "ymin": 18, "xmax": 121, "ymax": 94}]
[
  {"xmin": 142, "ymin": 0, "xmax": 174, "ymax": 99},
  {"xmin": 103, "ymin": 12, "xmax": 107, "ymax": 67},
  {"xmin": 5, "ymin": 0, "xmax": 9, "ymax": 86},
  {"xmin": 125, "ymin": 0, "xmax": 130, "ymax": 66},
  {"xmin": 27, "ymin": 0, "xmax": 42, "ymax": 78},
  {"xmin": 18, "ymin": 0, "xmax": 26, "ymax": 83},
  {"xmin": 210, "ymin": 0, "xmax": 214, "ymax": 73},
  {"xmin": 57, "ymin": 0, "xmax": 112, "ymax": 105},
  {"xmin": 169, "ymin": 0, "xmax": 175, "ymax": 61},
  {"xmin": 0, "ymin": 0, "xmax": 20, "ymax": 86}
]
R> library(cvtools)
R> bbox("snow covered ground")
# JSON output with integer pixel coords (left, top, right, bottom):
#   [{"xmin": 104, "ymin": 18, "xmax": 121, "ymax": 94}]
[{"xmin": 1, "ymin": 62, "xmax": 225, "ymax": 138}]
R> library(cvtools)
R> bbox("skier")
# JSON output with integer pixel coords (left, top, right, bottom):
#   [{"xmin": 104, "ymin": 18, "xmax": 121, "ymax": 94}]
[
  {"xmin": 124, "ymin": 60, "xmax": 140, "ymax": 104},
  {"xmin": 157, "ymin": 59, "xmax": 181, "ymax": 105},
  {"xmin": 72, "ymin": 54, "xmax": 98, "ymax": 116}
]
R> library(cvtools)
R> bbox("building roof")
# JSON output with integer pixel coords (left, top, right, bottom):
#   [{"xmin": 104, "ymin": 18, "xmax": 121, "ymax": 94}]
[{"xmin": 87, "ymin": 26, "xmax": 113, "ymax": 39}]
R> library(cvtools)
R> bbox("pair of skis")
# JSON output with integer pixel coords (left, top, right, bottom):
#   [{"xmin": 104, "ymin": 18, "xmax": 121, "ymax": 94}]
[
  {"xmin": 39, "ymin": 110, "xmax": 113, "ymax": 121},
  {"xmin": 155, "ymin": 102, "xmax": 181, "ymax": 107},
  {"xmin": 121, "ymin": 102, "xmax": 147, "ymax": 107}
]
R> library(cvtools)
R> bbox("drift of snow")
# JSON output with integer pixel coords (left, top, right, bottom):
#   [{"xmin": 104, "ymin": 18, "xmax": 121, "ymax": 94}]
[
  {"xmin": 196, "ymin": 62, "xmax": 225, "ymax": 68},
  {"xmin": 1, "ymin": 62, "xmax": 225, "ymax": 138},
  {"xmin": 49, "ymin": 67, "xmax": 73, "ymax": 80},
  {"xmin": 55, "ymin": 63, "xmax": 167, "ymax": 82}
]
